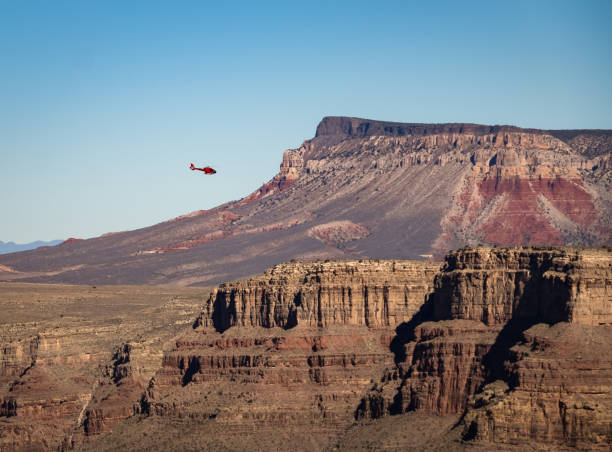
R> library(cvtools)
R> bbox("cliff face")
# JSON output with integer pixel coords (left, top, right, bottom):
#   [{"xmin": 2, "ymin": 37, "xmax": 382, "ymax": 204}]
[
  {"xmin": 141, "ymin": 260, "xmax": 439, "ymax": 443},
  {"xmin": 443, "ymin": 249, "xmax": 612, "ymax": 448},
  {"xmin": 1, "ymin": 117, "xmax": 610, "ymax": 286},
  {"xmin": 2, "ymin": 248, "xmax": 610, "ymax": 450},
  {"xmin": 132, "ymin": 248, "xmax": 610, "ymax": 450},
  {"xmin": 199, "ymin": 260, "xmax": 438, "ymax": 331},
  {"xmin": 433, "ymin": 247, "xmax": 611, "ymax": 325},
  {"xmin": 360, "ymin": 246, "xmax": 612, "ymax": 450}
]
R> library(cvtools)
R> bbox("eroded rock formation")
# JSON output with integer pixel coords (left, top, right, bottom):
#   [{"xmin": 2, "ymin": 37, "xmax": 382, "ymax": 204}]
[
  {"xmin": 2, "ymin": 247, "xmax": 610, "ymax": 450},
  {"xmin": 359, "ymin": 246, "xmax": 612, "ymax": 450},
  {"xmin": 1, "ymin": 117, "xmax": 610, "ymax": 286},
  {"xmin": 129, "ymin": 248, "xmax": 610, "ymax": 450},
  {"xmin": 141, "ymin": 260, "xmax": 439, "ymax": 441},
  {"xmin": 0, "ymin": 284, "xmax": 204, "ymax": 451}
]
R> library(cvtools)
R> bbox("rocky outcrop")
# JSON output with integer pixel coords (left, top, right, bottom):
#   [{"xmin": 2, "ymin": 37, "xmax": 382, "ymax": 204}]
[
  {"xmin": 358, "ymin": 246, "xmax": 612, "ymax": 450},
  {"xmin": 141, "ymin": 260, "xmax": 440, "ymax": 443},
  {"xmin": 235, "ymin": 147, "xmax": 305, "ymax": 205},
  {"xmin": 2, "ymin": 248, "xmax": 610, "ymax": 450},
  {"xmin": 432, "ymin": 247, "xmax": 612, "ymax": 325},
  {"xmin": 462, "ymin": 322, "xmax": 612, "ymax": 448},
  {"xmin": 198, "ymin": 259, "xmax": 439, "ymax": 331},
  {"xmin": 139, "ymin": 249, "xmax": 611, "ymax": 450}
]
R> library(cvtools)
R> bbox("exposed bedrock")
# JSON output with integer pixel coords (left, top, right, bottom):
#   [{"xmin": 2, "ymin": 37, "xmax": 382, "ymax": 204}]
[
  {"xmin": 142, "ymin": 260, "xmax": 440, "ymax": 438},
  {"xmin": 7, "ymin": 249, "xmax": 607, "ymax": 449},
  {"xmin": 2, "ymin": 117, "xmax": 610, "ymax": 287},
  {"xmin": 359, "ymin": 246, "xmax": 612, "ymax": 450},
  {"xmin": 433, "ymin": 246, "xmax": 611, "ymax": 326},
  {"xmin": 141, "ymin": 248, "xmax": 610, "ymax": 450},
  {"xmin": 197, "ymin": 259, "xmax": 440, "ymax": 331}
]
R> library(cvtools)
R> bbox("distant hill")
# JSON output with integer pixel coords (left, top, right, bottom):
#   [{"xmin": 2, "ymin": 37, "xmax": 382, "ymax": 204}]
[
  {"xmin": 0, "ymin": 116, "xmax": 610, "ymax": 285},
  {"xmin": 0, "ymin": 240, "xmax": 63, "ymax": 255}
]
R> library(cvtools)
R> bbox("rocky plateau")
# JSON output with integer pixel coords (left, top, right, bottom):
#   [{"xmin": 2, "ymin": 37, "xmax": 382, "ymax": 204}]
[
  {"xmin": 0, "ymin": 117, "xmax": 610, "ymax": 286},
  {"xmin": 1, "ymin": 115, "xmax": 611, "ymax": 451},
  {"xmin": 3, "ymin": 246, "xmax": 607, "ymax": 450}
]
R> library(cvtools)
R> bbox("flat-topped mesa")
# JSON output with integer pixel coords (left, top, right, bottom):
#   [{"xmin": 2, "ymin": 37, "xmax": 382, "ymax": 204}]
[
  {"xmin": 294, "ymin": 117, "xmax": 609, "ymax": 182},
  {"xmin": 314, "ymin": 116, "xmax": 568, "ymax": 154},
  {"xmin": 198, "ymin": 260, "xmax": 441, "ymax": 332},
  {"xmin": 315, "ymin": 116, "xmax": 540, "ymax": 138},
  {"xmin": 316, "ymin": 116, "xmax": 612, "ymax": 150},
  {"xmin": 432, "ymin": 246, "xmax": 612, "ymax": 326}
]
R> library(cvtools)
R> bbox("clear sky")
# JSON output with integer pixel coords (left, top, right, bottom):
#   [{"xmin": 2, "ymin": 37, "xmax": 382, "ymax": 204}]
[{"xmin": 1, "ymin": 0, "xmax": 611, "ymax": 243}]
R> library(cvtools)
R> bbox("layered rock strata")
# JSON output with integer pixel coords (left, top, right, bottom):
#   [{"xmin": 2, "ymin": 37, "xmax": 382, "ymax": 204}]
[
  {"xmin": 0, "ymin": 284, "xmax": 204, "ymax": 451},
  {"xmin": 359, "ymin": 246, "xmax": 612, "ymax": 450},
  {"xmin": 140, "ymin": 260, "xmax": 440, "ymax": 443},
  {"xmin": 2, "ymin": 247, "xmax": 610, "ymax": 450},
  {"xmin": 198, "ymin": 260, "xmax": 439, "ymax": 330},
  {"xmin": 136, "ymin": 249, "xmax": 611, "ymax": 450},
  {"xmin": 2, "ymin": 117, "xmax": 610, "ymax": 286}
]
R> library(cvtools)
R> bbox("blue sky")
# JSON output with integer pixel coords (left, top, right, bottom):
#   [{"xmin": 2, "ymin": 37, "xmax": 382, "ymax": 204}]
[{"xmin": 1, "ymin": 0, "xmax": 611, "ymax": 242}]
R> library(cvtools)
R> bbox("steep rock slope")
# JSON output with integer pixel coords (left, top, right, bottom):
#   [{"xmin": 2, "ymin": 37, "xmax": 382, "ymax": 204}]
[
  {"xmin": 136, "ymin": 260, "xmax": 440, "ymax": 448},
  {"xmin": 360, "ymin": 246, "xmax": 612, "ymax": 450},
  {"xmin": 1, "ymin": 117, "xmax": 610, "ymax": 286},
  {"xmin": 81, "ymin": 248, "xmax": 611, "ymax": 451}
]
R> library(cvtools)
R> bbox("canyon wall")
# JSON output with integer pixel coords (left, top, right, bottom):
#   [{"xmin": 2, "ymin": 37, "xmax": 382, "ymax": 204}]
[
  {"xmin": 198, "ymin": 260, "xmax": 439, "ymax": 331},
  {"xmin": 141, "ymin": 260, "xmax": 440, "ymax": 445},
  {"xmin": 140, "ymin": 248, "xmax": 610, "ymax": 450},
  {"xmin": 359, "ymin": 246, "xmax": 612, "ymax": 450},
  {"xmin": 2, "ymin": 247, "xmax": 610, "ymax": 450}
]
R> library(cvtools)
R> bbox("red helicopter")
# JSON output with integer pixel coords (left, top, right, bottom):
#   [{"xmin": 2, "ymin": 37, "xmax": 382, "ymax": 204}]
[{"xmin": 189, "ymin": 163, "xmax": 217, "ymax": 174}]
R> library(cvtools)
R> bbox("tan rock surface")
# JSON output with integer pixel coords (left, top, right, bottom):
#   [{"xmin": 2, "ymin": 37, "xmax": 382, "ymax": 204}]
[
  {"xmin": 139, "ymin": 259, "xmax": 440, "ymax": 445},
  {"xmin": 359, "ymin": 246, "xmax": 612, "ymax": 450},
  {"xmin": 2, "ymin": 247, "xmax": 610, "ymax": 451},
  {"xmin": 91, "ymin": 248, "xmax": 610, "ymax": 450},
  {"xmin": 0, "ymin": 283, "xmax": 204, "ymax": 451}
]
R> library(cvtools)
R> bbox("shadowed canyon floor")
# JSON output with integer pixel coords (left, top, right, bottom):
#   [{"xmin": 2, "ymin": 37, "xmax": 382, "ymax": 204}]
[
  {"xmin": 1, "ymin": 117, "xmax": 610, "ymax": 286},
  {"xmin": 2, "ymin": 247, "xmax": 610, "ymax": 451}
]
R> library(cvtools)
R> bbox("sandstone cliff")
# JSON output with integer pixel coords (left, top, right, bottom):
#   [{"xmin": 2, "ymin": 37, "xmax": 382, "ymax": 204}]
[
  {"xmin": 3, "ymin": 248, "xmax": 610, "ymax": 450},
  {"xmin": 91, "ymin": 247, "xmax": 609, "ymax": 451},
  {"xmin": 359, "ymin": 246, "xmax": 612, "ymax": 450},
  {"xmin": 198, "ymin": 259, "xmax": 438, "ymax": 331},
  {"xmin": 140, "ymin": 260, "xmax": 439, "ymax": 446}
]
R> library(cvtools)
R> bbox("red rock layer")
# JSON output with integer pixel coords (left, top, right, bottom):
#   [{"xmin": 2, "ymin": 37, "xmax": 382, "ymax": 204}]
[
  {"xmin": 235, "ymin": 147, "xmax": 303, "ymax": 206},
  {"xmin": 433, "ymin": 133, "xmax": 610, "ymax": 258},
  {"xmin": 476, "ymin": 175, "xmax": 597, "ymax": 245}
]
